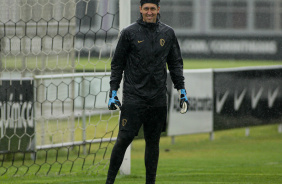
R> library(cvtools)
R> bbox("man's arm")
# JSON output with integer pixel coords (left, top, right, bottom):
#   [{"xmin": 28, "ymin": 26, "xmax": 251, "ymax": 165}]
[
  {"xmin": 110, "ymin": 29, "xmax": 130, "ymax": 91},
  {"xmin": 108, "ymin": 29, "xmax": 130, "ymax": 110},
  {"xmin": 167, "ymin": 31, "xmax": 189, "ymax": 113},
  {"xmin": 166, "ymin": 31, "xmax": 185, "ymax": 90}
]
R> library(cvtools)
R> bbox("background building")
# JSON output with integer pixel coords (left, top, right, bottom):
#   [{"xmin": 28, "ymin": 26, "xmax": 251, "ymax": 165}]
[{"xmin": 131, "ymin": 0, "xmax": 282, "ymax": 60}]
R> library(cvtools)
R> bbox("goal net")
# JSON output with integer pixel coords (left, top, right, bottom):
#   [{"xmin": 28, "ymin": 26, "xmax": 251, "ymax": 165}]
[{"xmin": 0, "ymin": 0, "xmax": 127, "ymax": 176}]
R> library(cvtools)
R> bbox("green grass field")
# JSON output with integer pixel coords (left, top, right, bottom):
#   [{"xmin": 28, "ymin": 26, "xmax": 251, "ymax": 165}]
[
  {"xmin": 1, "ymin": 124, "xmax": 282, "ymax": 184},
  {"xmin": 1, "ymin": 59, "xmax": 282, "ymax": 183},
  {"xmin": 2, "ymin": 57, "xmax": 281, "ymax": 72},
  {"xmin": 74, "ymin": 58, "xmax": 282, "ymax": 71}
]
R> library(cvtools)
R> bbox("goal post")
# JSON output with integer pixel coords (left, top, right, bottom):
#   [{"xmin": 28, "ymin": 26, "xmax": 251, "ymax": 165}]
[
  {"xmin": 118, "ymin": 0, "xmax": 131, "ymax": 176},
  {"xmin": 0, "ymin": 0, "xmax": 131, "ymax": 176}
]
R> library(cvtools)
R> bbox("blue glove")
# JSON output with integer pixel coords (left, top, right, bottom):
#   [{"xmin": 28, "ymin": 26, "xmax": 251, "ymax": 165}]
[
  {"xmin": 178, "ymin": 89, "xmax": 189, "ymax": 114},
  {"xmin": 108, "ymin": 90, "xmax": 121, "ymax": 110}
]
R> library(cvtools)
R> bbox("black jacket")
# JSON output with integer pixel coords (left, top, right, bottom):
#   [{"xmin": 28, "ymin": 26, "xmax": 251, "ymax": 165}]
[{"xmin": 110, "ymin": 18, "xmax": 185, "ymax": 106}]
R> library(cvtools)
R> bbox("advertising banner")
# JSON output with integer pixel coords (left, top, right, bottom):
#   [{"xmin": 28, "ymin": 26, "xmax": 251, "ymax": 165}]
[
  {"xmin": 0, "ymin": 79, "xmax": 35, "ymax": 153},
  {"xmin": 168, "ymin": 69, "xmax": 213, "ymax": 136},
  {"xmin": 177, "ymin": 35, "xmax": 282, "ymax": 60},
  {"xmin": 76, "ymin": 35, "xmax": 282, "ymax": 61},
  {"xmin": 214, "ymin": 66, "xmax": 282, "ymax": 130}
]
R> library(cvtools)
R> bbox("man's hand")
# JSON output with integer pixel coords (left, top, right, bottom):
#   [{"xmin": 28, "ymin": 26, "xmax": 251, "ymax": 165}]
[
  {"xmin": 108, "ymin": 90, "xmax": 121, "ymax": 110},
  {"xmin": 178, "ymin": 89, "xmax": 189, "ymax": 114}
]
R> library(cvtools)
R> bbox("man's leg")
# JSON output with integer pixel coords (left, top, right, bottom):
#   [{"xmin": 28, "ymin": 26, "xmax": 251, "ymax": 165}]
[
  {"xmin": 143, "ymin": 106, "xmax": 167, "ymax": 184},
  {"xmin": 106, "ymin": 130, "xmax": 135, "ymax": 184},
  {"xmin": 106, "ymin": 105, "xmax": 143, "ymax": 184}
]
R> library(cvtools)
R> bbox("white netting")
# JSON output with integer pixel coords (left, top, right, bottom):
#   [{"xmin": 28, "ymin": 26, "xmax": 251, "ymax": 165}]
[{"xmin": 0, "ymin": 0, "xmax": 121, "ymax": 176}]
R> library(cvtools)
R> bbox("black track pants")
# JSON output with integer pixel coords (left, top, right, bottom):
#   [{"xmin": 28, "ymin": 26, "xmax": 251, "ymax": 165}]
[{"xmin": 106, "ymin": 105, "xmax": 167, "ymax": 184}]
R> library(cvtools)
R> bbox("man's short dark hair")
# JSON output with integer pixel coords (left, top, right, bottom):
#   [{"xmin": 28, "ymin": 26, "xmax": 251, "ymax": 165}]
[{"xmin": 140, "ymin": 0, "xmax": 160, "ymax": 7}]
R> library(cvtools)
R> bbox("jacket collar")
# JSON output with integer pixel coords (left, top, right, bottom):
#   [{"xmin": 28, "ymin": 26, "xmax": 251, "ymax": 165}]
[{"xmin": 137, "ymin": 16, "xmax": 160, "ymax": 29}]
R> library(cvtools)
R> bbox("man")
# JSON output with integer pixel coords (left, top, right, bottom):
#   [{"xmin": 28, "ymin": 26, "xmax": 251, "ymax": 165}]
[{"xmin": 106, "ymin": 0, "xmax": 189, "ymax": 183}]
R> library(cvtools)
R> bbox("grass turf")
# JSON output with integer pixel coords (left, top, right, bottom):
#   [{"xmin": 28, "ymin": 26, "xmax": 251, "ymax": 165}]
[
  {"xmin": 1, "ymin": 124, "xmax": 282, "ymax": 184},
  {"xmin": 74, "ymin": 58, "xmax": 282, "ymax": 71},
  {"xmin": 1, "ymin": 59, "xmax": 281, "ymax": 183},
  {"xmin": 2, "ymin": 57, "xmax": 281, "ymax": 72}
]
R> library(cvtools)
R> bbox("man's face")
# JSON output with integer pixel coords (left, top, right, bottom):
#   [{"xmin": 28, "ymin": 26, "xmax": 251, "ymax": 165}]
[{"xmin": 140, "ymin": 3, "xmax": 160, "ymax": 23}]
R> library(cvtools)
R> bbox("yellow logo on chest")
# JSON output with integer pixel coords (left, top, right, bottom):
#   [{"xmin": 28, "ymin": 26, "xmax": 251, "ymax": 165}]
[
  {"xmin": 122, "ymin": 119, "xmax": 127, "ymax": 126},
  {"xmin": 160, "ymin": 39, "xmax": 165, "ymax": 46}
]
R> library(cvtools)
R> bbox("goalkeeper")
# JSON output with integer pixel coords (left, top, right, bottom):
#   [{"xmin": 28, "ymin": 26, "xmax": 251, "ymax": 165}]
[{"xmin": 106, "ymin": 0, "xmax": 189, "ymax": 183}]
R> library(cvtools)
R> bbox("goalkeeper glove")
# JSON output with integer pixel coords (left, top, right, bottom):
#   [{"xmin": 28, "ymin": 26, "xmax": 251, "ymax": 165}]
[
  {"xmin": 178, "ymin": 89, "xmax": 189, "ymax": 114},
  {"xmin": 108, "ymin": 90, "xmax": 121, "ymax": 110}
]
